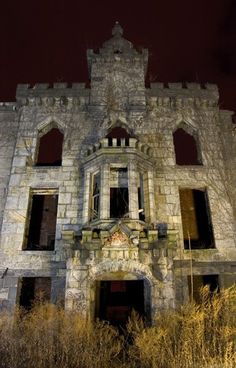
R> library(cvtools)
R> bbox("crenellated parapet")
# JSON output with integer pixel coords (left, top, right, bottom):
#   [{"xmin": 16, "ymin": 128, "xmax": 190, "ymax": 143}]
[
  {"xmin": 85, "ymin": 137, "xmax": 153, "ymax": 158},
  {"xmin": 0, "ymin": 102, "xmax": 17, "ymax": 112},
  {"xmin": 16, "ymin": 83, "xmax": 89, "ymax": 107},
  {"xmin": 148, "ymin": 82, "xmax": 219, "ymax": 109}
]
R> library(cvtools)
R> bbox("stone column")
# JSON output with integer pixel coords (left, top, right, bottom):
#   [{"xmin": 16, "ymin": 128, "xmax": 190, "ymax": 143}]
[
  {"xmin": 100, "ymin": 163, "xmax": 110, "ymax": 219},
  {"xmin": 128, "ymin": 162, "xmax": 139, "ymax": 219},
  {"xmin": 147, "ymin": 171, "xmax": 156, "ymax": 223}
]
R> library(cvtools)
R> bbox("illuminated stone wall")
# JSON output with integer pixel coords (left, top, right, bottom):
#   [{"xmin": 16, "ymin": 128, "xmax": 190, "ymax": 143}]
[{"xmin": 0, "ymin": 23, "xmax": 235, "ymax": 316}]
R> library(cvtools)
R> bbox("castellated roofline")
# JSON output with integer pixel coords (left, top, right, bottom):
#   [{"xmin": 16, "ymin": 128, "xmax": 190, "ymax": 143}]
[{"xmin": 15, "ymin": 80, "xmax": 219, "ymax": 105}]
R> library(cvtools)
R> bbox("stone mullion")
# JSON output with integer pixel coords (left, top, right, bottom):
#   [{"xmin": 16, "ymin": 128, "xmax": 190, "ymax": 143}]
[
  {"xmin": 100, "ymin": 163, "xmax": 110, "ymax": 219},
  {"xmin": 146, "ymin": 170, "xmax": 156, "ymax": 223},
  {"xmin": 128, "ymin": 161, "xmax": 139, "ymax": 219},
  {"xmin": 82, "ymin": 170, "xmax": 91, "ymax": 224}
]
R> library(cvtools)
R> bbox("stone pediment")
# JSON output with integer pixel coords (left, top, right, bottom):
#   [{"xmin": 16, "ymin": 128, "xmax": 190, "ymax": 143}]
[
  {"xmin": 103, "ymin": 223, "xmax": 139, "ymax": 248},
  {"xmin": 104, "ymin": 229, "xmax": 130, "ymax": 247}
]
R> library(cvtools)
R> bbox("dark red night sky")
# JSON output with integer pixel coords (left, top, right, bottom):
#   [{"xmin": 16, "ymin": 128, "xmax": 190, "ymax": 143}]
[{"xmin": 0, "ymin": 0, "xmax": 236, "ymax": 114}]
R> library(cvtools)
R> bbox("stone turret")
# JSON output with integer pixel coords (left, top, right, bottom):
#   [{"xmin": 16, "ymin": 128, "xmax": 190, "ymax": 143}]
[{"xmin": 87, "ymin": 22, "xmax": 148, "ymax": 111}]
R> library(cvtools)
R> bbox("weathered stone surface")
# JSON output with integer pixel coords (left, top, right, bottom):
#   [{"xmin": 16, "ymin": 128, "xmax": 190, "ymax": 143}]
[{"xmin": 0, "ymin": 23, "xmax": 235, "ymax": 320}]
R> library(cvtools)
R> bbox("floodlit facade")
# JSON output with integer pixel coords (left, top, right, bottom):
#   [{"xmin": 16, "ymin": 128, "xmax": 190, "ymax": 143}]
[{"xmin": 0, "ymin": 23, "xmax": 236, "ymax": 323}]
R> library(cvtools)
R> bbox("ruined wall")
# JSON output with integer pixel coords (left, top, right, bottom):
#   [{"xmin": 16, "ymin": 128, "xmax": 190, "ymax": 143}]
[
  {"xmin": 0, "ymin": 104, "xmax": 18, "ymax": 230},
  {"xmin": 0, "ymin": 24, "xmax": 236, "ymax": 315}
]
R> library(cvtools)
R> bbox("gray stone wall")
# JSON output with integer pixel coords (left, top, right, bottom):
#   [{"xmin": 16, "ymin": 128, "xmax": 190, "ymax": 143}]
[{"xmin": 0, "ymin": 23, "xmax": 236, "ymax": 317}]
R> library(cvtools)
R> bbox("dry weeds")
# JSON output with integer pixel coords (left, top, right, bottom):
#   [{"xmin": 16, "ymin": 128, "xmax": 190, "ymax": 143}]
[{"xmin": 0, "ymin": 286, "xmax": 235, "ymax": 368}]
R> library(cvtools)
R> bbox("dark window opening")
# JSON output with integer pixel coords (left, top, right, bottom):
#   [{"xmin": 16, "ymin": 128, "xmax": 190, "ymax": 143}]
[
  {"xmin": 173, "ymin": 128, "xmax": 201, "ymax": 165},
  {"xmin": 106, "ymin": 127, "xmax": 130, "ymax": 139},
  {"xmin": 110, "ymin": 167, "xmax": 129, "ymax": 218},
  {"xmin": 96, "ymin": 280, "xmax": 145, "ymax": 327},
  {"xmin": 18, "ymin": 277, "xmax": 51, "ymax": 310},
  {"xmin": 24, "ymin": 194, "xmax": 58, "ymax": 250},
  {"xmin": 91, "ymin": 172, "xmax": 100, "ymax": 220},
  {"xmin": 36, "ymin": 128, "xmax": 63, "ymax": 166},
  {"xmin": 179, "ymin": 189, "xmax": 214, "ymax": 249},
  {"xmin": 110, "ymin": 188, "xmax": 129, "ymax": 218},
  {"xmin": 106, "ymin": 127, "xmax": 131, "ymax": 147},
  {"xmin": 138, "ymin": 173, "xmax": 145, "ymax": 221},
  {"xmin": 188, "ymin": 274, "xmax": 219, "ymax": 303}
]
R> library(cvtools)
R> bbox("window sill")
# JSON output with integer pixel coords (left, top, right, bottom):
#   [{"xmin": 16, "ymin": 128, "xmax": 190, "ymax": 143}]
[{"xmin": 21, "ymin": 250, "xmax": 55, "ymax": 255}]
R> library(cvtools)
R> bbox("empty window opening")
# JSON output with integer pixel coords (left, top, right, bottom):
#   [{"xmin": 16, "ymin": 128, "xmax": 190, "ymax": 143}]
[
  {"xmin": 188, "ymin": 274, "xmax": 219, "ymax": 303},
  {"xmin": 91, "ymin": 172, "xmax": 100, "ymax": 220},
  {"xmin": 110, "ymin": 168, "xmax": 129, "ymax": 218},
  {"xmin": 138, "ymin": 173, "xmax": 145, "ymax": 221},
  {"xmin": 173, "ymin": 128, "xmax": 201, "ymax": 165},
  {"xmin": 95, "ymin": 280, "xmax": 145, "ymax": 327},
  {"xmin": 36, "ymin": 128, "xmax": 63, "ymax": 166},
  {"xmin": 18, "ymin": 277, "xmax": 51, "ymax": 310},
  {"xmin": 179, "ymin": 189, "xmax": 214, "ymax": 249},
  {"xmin": 106, "ymin": 127, "xmax": 130, "ymax": 147},
  {"xmin": 24, "ymin": 194, "xmax": 58, "ymax": 250}
]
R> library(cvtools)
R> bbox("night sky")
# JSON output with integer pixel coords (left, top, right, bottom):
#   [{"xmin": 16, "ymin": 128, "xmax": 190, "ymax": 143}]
[{"xmin": 0, "ymin": 0, "xmax": 236, "ymax": 115}]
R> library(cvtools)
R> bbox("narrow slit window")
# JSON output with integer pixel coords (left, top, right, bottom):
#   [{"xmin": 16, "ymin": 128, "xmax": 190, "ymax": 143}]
[
  {"xmin": 24, "ymin": 194, "xmax": 58, "ymax": 250},
  {"xmin": 179, "ymin": 188, "xmax": 214, "ymax": 249},
  {"xmin": 138, "ymin": 173, "xmax": 145, "ymax": 221},
  {"xmin": 36, "ymin": 128, "xmax": 63, "ymax": 166},
  {"xmin": 91, "ymin": 172, "xmax": 100, "ymax": 220}
]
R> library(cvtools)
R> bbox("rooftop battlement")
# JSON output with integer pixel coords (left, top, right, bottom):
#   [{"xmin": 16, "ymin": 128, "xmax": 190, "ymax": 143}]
[
  {"xmin": 0, "ymin": 102, "xmax": 17, "ymax": 111},
  {"xmin": 149, "ymin": 82, "xmax": 219, "ymax": 103}
]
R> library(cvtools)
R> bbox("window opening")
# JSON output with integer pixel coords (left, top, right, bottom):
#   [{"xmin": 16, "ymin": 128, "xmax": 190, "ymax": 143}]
[
  {"xmin": 18, "ymin": 277, "xmax": 51, "ymax": 310},
  {"xmin": 173, "ymin": 128, "xmax": 201, "ymax": 165},
  {"xmin": 91, "ymin": 172, "xmax": 100, "ymax": 220},
  {"xmin": 179, "ymin": 189, "xmax": 214, "ymax": 249},
  {"xmin": 138, "ymin": 173, "xmax": 145, "ymax": 221},
  {"xmin": 36, "ymin": 128, "xmax": 63, "ymax": 166},
  {"xmin": 110, "ymin": 168, "xmax": 129, "ymax": 218},
  {"xmin": 188, "ymin": 275, "xmax": 219, "ymax": 303},
  {"xmin": 24, "ymin": 194, "xmax": 58, "ymax": 250},
  {"xmin": 106, "ymin": 127, "xmax": 130, "ymax": 139}
]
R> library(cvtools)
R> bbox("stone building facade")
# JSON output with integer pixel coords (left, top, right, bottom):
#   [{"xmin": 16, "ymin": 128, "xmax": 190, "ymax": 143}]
[{"xmin": 0, "ymin": 23, "xmax": 236, "ymax": 323}]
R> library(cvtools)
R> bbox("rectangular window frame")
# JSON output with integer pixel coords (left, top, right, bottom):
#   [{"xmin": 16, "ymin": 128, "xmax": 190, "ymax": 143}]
[
  {"xmin": 179, "ymin": 187, "xmax": 215, "ymax": 250},
  {"xmin": 23, "ymin": 188, "xmax": 58, "ymax": 251}
]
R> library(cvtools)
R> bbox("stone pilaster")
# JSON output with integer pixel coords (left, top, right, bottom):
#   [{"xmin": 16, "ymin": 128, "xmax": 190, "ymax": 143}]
[
  {"xmin": 128, "ymin": 161, "xmax": 139, "ymax": 219},
  {"xmin": 100, "ymin": 163, "xmax": 110, "ymax": 219}
]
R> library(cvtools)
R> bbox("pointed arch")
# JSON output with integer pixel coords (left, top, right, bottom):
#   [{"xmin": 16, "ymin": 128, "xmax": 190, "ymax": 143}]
[
  {"xmin": 106, "ymin": 121, "xmax": 133, "ymax": 138},
  {"xmin": 35, "ymin": 120, "xmax": 64, "ymax": 166},
  {"xmin": 173, "ymin": 122, "xmax": 202, "ymax": 165}
]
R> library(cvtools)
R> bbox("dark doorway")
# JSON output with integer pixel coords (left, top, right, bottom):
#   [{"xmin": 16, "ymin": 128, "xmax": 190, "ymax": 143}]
[{"xmin": 96, "ymin": 280, "xmax": 145, "ymax": 326}]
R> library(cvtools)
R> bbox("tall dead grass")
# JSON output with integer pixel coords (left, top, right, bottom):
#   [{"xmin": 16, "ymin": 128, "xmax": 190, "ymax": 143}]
[
  {"xmin": 0, "ymin": 286, "xmax": 235, "ymax": 368},
  {"xmin": 128, "ymin": 286, "xmax": 236, "ymax": 368}
]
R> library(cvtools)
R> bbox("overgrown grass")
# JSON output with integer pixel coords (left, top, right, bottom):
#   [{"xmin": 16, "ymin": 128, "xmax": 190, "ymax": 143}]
[{"xmin": 0, "ymin": 286, "xmax": 235, "ymax": 368}]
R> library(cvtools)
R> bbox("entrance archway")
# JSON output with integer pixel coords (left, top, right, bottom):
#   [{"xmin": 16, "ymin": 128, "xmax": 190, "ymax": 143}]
[
  {"xmin": 95, "ymin": 279, "xmax": 145, "ymax": 326},
  {"xmin": 89, "ymin": 260, "xmax": 158, "ymax": 325}
]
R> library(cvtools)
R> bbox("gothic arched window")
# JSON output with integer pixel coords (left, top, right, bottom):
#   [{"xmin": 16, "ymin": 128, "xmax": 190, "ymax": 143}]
[
  {"xmin": 173, "ymin": 127, "xmax": 202, "ymax": 165},
  {"xmin": 36, "ymin": 128, "xmax": 63, "ymax": 166}
]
